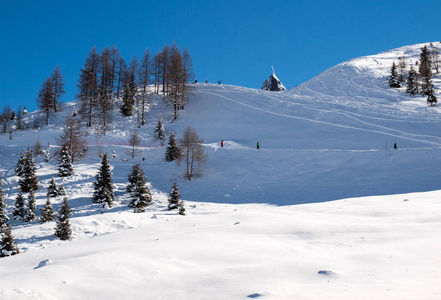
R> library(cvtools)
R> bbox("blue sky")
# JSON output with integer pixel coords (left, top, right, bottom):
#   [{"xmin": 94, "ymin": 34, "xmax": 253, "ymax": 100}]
[{"xmin": 1, "ymin": 0, "xmax": 441, "ymax": 112}]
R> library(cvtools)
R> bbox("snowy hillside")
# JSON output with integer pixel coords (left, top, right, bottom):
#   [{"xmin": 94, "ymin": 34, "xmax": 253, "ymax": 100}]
[{"xmin": 0, "ymin": 42, "xmax": 441, "ymax": 299}]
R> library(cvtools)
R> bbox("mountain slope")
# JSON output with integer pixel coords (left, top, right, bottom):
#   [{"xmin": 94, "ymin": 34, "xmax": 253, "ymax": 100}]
[{"xmin": 0, "ymin": 42, "xmax": 440, "ymax": 299}]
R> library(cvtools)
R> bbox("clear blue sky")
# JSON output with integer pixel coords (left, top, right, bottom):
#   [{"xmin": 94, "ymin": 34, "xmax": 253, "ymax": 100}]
[{"xmin": 1, "ymin": 0, "xmax": 440, "ymax": 112}]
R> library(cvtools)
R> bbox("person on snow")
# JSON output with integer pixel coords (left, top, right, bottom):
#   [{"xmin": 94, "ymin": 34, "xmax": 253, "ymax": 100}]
[
  {"xmin": 257, "ymin": 142, "xmax": 260, "ymax": 149},
  {"xmin": 394, "ymin": 143, "xmax": 397, "ymax": 149},
  {"xmin": 221, "ymin": 140, "xmax": 224, "ymax": 147}
]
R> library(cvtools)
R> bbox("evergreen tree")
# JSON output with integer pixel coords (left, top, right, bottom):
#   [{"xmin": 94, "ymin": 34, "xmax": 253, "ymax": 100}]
[
  {"xmin": 419, "ymin": 45, "xmax": 433, "ymax": 95},
  {"xmin": 165, "ymin": 131, "xmax": 180, "ymax": 162},
  {"xmin": 0, "ymin": 224, "xmax": 20, "ymax": 257},
  {"xmin": 92, "ymin": 153, "xmax": 114, "ymax": 208},
  {"xmin": 397, "ymin": 55, "xmax": 407, "ymax": 82},
  {"xmin": 120, "ymin": 56, "xmax": 138, "ymax": 116},
  {"xmin": 37, "ymin": 77, "xmax": 54, "ymax": 126},
  {"xmin": 24, "ymin": 188, "xmax": 37, "ymax": 222},
  {"xmin": 15, "ymin": 150, "xmax": 26, "ymax": 178},
  {"xmin": 50, "ymin": 65, "xmax": 65, "ymax": 113},
  {"xmin": 0, "ymin": 184, "xmax": 9, "ymax": 227},
  {"xmin": 427, "ymin": 87, "xmax": 437, "ymax": 106},
  {"xmin": 57, "ymin": 145, "xmax": 74, "ymax": 177},
  {"xmin": 406, "ymin": 66, "xmax": 418, "ymax": 95},
  {"xmin": 58, "ymin": 184, "xmax": 66, "ymax": 196},
  {"xmin": 54, "ymin": 196, "xmax": 72, "ymax": 240},
  {"xmin": 40, "ymin": 196, "xmax": 54, "ymax": 223},
  {"xmin": 154, "ymin": 115, "xmax": 166, "ymax": 144},
  {"xmin": 12, "ymin": 191, "xmax": 26, "ymax": 221},
  {"xmin": 388, "ymin": 61, "xmax": 400, "ymax": 88},
  {"xmin": 168, "ymin": 182, "xmax": 181, "ymax": 210},
  {"xmin": 178, "ymin": 198, "xmax": 185, "ymax": 215},
  {"xmin": 127, "ymin": 162, "xmax": 152, "ymax": 213},
  {"xmin": 47, "ymin": 177, "xmax": 59, "ymax": 197},
  {"xmin": 17, "ymin": 148, "xmax": 39, "ymax": 193}
]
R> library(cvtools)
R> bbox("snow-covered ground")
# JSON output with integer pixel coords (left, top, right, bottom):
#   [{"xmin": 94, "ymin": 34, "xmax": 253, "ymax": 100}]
[{"xmin": 0, "ymin": 42, "xmax": 440, "ymax": 299}]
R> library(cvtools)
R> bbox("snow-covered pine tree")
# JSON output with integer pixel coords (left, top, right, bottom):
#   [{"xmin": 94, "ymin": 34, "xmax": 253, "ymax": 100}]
[
  {"xmin": 178, "ymin": 198, "xmax": 185, "ymax": 215},
  {"xmin": 57, "ymin": 145, "xmax": 73, "ymax": 177},
  {"xmin": 12, "ymin": 191, "xmax": 26, "ymax": 221},
  {"xmin": 54, "ymin": 196, "xmax": 72, "ymax": 240},
  {"xmin": 58, "ymin": 184, "xmax": 66, "ymax": 196},
  {"xmin": 40, "ymin": 196, "xmax": 54, "ymax": 223},
  {"xmin": 0, "ymin": 184, "xmax": 9, "ymax": 227},
  {"xmin": 24, "ymin": 188, "xmax": 37, "ymax": 222},
  {"xmin": 388, "ymin": 61, "xmax": 400, "ymax": 88},
  {"xmin": 165, "ymin": 131, "xmax": 180, "ymax": 162},
  {"xmin": 15, "ymin": 150, "xmax": 26, "ymax": 178},
  {"xmin": 154, "ymin": 115, "xmax": 166, "ymax": 145},
  {"xmin": 427, "ymin": 87, "xmax": 437, "ymax": 106},
  {"xmin": 92, "ymin": 153, "xmax": 114, "ymax": 208},
  {"xmin": 0, "ymin": 224, "xmax": 20, "ymax": 257},
  {"xmin": 168, "ymin": 182, "xmax": 181, "ymax": 210},
  {"xmin": 18, "ymin": 147, "xmax": 39, "ymax": 193},
  {"xmin": 127, "ymin": 162, "xmax": 152, "ymax": 213},
  {"xmin": 406, "ymin": 66, "xmax": 418, "ymax": 95},
  {"xmin": 419, "ymin": 45, "xmax": 433, "ymax": 95},
  {"xmin": 47, "ymin": 177, "xmax": 59, "ymax": 198}
]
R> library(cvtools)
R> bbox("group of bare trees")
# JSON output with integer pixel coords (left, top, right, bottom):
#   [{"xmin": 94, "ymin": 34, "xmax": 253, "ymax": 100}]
[
  {"xmin": 37, "ymin": 65, "xmax": 65, "ymax": 126},
  {"xmin": 77, "ymin": 43, "xmax": 194, "ymax": 132}
]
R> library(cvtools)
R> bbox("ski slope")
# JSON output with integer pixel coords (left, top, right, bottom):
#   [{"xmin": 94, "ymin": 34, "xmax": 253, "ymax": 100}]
[{"xmin": 0, "ymin": 42, "xmax": 440, "ymax": 299}]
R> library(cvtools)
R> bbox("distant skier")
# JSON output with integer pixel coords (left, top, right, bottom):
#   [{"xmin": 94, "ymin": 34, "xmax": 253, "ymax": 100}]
[
  {"xmin": 394, "ymin": 143, "xmax": 397, "ymax": 149},
  {"xmin": 221, "ymin": 140, "xmax": 224, "ymax": 147},
  {"xmin": 257, "ymin": 142, "xmax": 260, "ymax": 149}
]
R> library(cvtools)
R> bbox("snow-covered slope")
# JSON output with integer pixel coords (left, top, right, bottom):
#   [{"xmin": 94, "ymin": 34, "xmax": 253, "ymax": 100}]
[{"xmin": 0, "ymin": 42, "xmax": 440, "ymax": 299}]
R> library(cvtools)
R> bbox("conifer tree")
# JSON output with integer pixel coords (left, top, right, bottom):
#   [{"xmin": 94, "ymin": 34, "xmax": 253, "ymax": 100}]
[
  {"xmin": 24, "ymin": 188, "xmax": 37, "ymax": 222},
  {"xmin": 127, "ymin": 162, "xmax": 152, "ymax": 213},
  {"xmin": 40, "ymin": 196, "xmax": 54, "ymax": 223},
  {"xmin": 0, "ymin": 184, "xmax": 9, "ymax": 227},
  {"xmin": 388, "ymin": 61, "xmax": 400, "ymax": 88},
  {"xmin": 120, "ymin": 56, "xmax": 138, "ymax": 116},
  {"xmin": 165, "ymin": 131, "xmax": 180, "ymax": 162},
  {"xmin": 37, "ymin": 77, "xmax": 54, "ymax": 126},
  {"xmin": 406, "ymin": 66, "xmax": 418, "ymax": 95},
  {"xmin": 57, "ymin": 145, "xmax": 74, "ymax": 177},
  {"xmin": 0, "ymin": 224, "xmax": 20, "ymax": 257},
  {"xmin": 50, "ymin": 65, "xmax": 65, "ymax": 113},
  {"xmin": 419, "ymin": 45, "xmax": 433, "ymax": 95},
  {"xmin": 54, "ymin": 196, "xmax": 72, "ymax": 240},
  {"xmin": 168, "ymin": 182, "xmax": 181, "ymax": 210},
  {"xmin": 397, "ymin": 55, "xmax": 407, "ymax": 82},
  {"xmin": 58, "ymin": 115, "xmax": 86, "ymax": 162},
  {"xmin": 58, "ymin": 184, "xmax": 66, "ymax": 196},
  {"xmin": 12, "ymin": 191, "xmax": 26, "ymax": 221},
  {"xmin": 427, "ymin": 87, "xmax": 437, "ymax": 106},
  {"xmin": 154, "ymin": 115, "xmax": 166, "ymax": 144},
  {"xmin": 128, "ymin": 129, "xmax": 141, "ymax": 158},
  {"xmin": 92, "ymin": 153, "xmax": 114, "ymax": 208},
  {"xmin": 15, "ymin": 150, "xmax": 26, "ymax": 178},
  {"xmin": 178, "ymin": 198, "xmax": 185, "ymax": 215},
  {"xmin": 17, "ymin": 148, "xmax": 39, "ymax": 193},
  {"xmin": 47, "ymin": 177, "xmax": 59, "ymax": 197}
]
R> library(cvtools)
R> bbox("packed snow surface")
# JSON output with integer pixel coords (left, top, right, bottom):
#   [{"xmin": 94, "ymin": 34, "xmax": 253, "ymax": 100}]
[{"xmin": 0, "ymin": 42, "xmax": 440, "ymax": 299}]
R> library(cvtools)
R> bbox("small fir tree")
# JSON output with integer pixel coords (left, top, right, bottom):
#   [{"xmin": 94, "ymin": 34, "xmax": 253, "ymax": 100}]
[
  {"xmin": 57, "ymin": 145, "xmax": 74, "ymax": 177},
  {"xmin": 40, "ymin": 196, "xmax": 54, "ymax": 223},
  {"xmin": 92, "ymin": 153, "xmax": 114, "ymax": 208},
  {"xmin": 127, "ymin": 162, "xmax": 152, "ymax": 213},
  {"xmin": 406, "ymin": 66, "xmax": 418, "ymax": 95},
  {"xmin": 24, "ymin": 188, "xmax": 37, "ymax": 222},
  {"xmin": 15, "ymin": 150, "xmax": 26, "ymax": 178},
  {"xmin": 0, "ymin": 225, "xmax": 20, "ymax": 257},
  {"xmin": 58, "ymin": 184, "xmax": 66, "ymax": 196},
  {"xmin": 168, "ymin": 182, "xmax": 181, "ymax": 210},
  {"xmin": 0, "ymin": 184, "xmax": 9, "ymax": 227},
  {"xmin": 154, "ymin": 115, "xmax": 166, "ymax": 145},
  {"xmin": 427, "ymin": 87, "xmax": 437, "ymax": 106},
  {"xmin": 178, "ymin": 199, "xmax": 186, "ymax": 215},
  {"xmin": 388, "ymin": 61, "xmax": 400, "ymax": 88},
  {"xmin": 12, "ymin": 191, "xmax": 26, "ymax": 221},
  {"xmin": 165, "ymin": 131, "xmax": 180, "ymax": 162},
  {"xmin": 17, "ymin": 148, "xmax": 39, "ymax": 193},
  {"xmin": 54, "ymin": 196, "xmax": 72, "ymax": 240},
  {"xmin": 47, "ymin": 177, "xmax": 59, "ymax": 198}
]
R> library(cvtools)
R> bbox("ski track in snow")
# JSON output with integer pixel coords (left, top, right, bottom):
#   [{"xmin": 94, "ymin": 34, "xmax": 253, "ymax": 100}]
[{"xmin": 197, "ymin": 88, "xmax": 441, "ymax": 148}]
